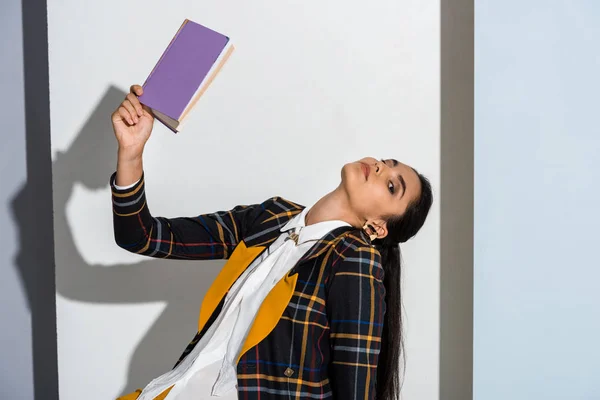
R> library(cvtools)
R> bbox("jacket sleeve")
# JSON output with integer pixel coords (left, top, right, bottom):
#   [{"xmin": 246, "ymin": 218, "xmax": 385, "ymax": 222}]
[
  {"xmin": 326, "ymin": 242, "xmax": 386, "ymax": 400},
  {"xmin": 110, "ymin": 171, "xmax": 267, "ymax": 260}
]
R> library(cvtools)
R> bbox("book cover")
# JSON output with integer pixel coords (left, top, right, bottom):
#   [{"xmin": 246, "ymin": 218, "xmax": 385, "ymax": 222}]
[{"xmin": 138, "ymin": 19, "xmax": 233, "ymax": 132}]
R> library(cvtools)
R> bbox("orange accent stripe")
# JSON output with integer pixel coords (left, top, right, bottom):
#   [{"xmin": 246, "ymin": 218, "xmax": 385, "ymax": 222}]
[
  {"xmin": 236, "ymin": 373, "xmax": 330, "ymax": 387},
  {"xmin": 336, "ymin": 272, "xmax": 383, "ymax": 282},
  {"xmin": 364, "ymin": 250, "xmax": 376, "ymax": 400},
  {"xmin": 216, "ymin": 222, "xmax": 227, "ymax": 258},
  {"xmin": 294, "ymin": 292, "xmax": 325, "ymax": 306},
  {"xmin": 111, "ymin": 179, "xmax": 145, "ymax": 198},
  {"xmin": 330, "ymin": 333, "xmax": 382, "ymax": 342},
  {"xmin": 113, "ymin": 201, "xmax": 147, "ymax": 216},
  {"xmin": 295, "ymin": 253, "xmax": 329, "ymax": 393},
  {"xmin": 228, "ymin": 211, "xmax": 239, "ymax": 243},
  {"xmin": 165, "ymin": 230, "xmax": 174, "ymax": 257},
  {"xmin": 332, "ymin": 361, "xmax": 377, "ymax": 368},
  {"xmin": 279, "ymin": 198, "xmax": 304, "ymax": 209},
  {"xmin": 263, "ymin": 209, "xmax": 301, "ymax": 223},
  {"xmin": 279, "ymin": 316, "xmax": 329, "ymax": 330},
  {"xmin": 136, "ymin": 226, "xmax": 153, "ymax": 254}
]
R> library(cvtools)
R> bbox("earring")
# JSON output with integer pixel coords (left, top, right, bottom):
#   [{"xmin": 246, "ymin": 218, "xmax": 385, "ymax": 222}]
[{"xmin": 362, "ymin": 223, "xmax": 378, "ymax": 242}]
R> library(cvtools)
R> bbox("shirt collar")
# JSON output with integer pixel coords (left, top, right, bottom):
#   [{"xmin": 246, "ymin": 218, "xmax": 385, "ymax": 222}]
[{"xmin": 280, "ymin": 201, "xmax": 351, "ymax": 245}]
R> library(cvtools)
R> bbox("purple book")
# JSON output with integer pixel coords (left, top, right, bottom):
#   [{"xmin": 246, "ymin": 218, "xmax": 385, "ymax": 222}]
[{"xmin": 138, "ymin": 19, "xmax": 234, "ymax": 133}]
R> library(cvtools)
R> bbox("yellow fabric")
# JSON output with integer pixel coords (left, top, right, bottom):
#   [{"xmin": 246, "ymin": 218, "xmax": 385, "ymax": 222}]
[
  {"xmin": 115, "ymin": 389, "xmax": 142, "ymax": 400},
  {"xmin": 198, "ymin": 240, "xmax": 299, "ymax": 362},
  {"xmin": 116, "ymin": 385, "xmax": 173, "ymax": 400},
  {"xmin": 236, "ymin": 270, "xmax": 298, "ymax": 363},
  {"xmin": 117, "ymin": 240, "xmax": 299, "ymax": 400},
  {"xmin": 197, "ymin": 241, "xmax": 265, "ymax": 332}
]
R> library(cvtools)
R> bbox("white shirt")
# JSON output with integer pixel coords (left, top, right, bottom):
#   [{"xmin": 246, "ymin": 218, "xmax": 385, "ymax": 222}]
[{"xmin": 118, "ymin": 178, "xmax": 351, "ymax": 400}]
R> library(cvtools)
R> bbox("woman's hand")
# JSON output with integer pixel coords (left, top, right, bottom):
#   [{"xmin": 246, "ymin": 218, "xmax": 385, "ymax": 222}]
[{"xmin": 111, "ymin": 84, "xmax": 154, "ymax": 161}]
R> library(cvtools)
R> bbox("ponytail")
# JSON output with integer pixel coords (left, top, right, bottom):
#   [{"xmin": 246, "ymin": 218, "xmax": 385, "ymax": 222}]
[
  {"xmin": 373, "ymin": 168, "xmax": 433, "ymax": 399},
  {"xmin": 374, "ymin": 242, "xmax": 404, "ymax": 400}
]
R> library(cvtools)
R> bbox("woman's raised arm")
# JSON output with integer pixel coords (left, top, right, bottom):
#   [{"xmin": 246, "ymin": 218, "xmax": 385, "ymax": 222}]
[{"xmin": 110, "ymin": 85, "xmax": 264, "ymax": 260}]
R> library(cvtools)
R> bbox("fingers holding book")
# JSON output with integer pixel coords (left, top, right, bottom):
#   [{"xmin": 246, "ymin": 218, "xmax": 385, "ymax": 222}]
[
  {"xmin": 129, "ymin": 85, "xmax": 155, "ymax": 120},
  {"xmin": 112, "ymin": 85, "xmax": 154, "ymax": 125},
  {"xmin": 111, "ymin": 84, "xmax": 155, "ymax": 152},
  {"xmin": 122, "ymin": 94, "xmax": 141, "ymax": 124},
  {"xmin": 130, "ymin": 84, "xmax": 143, "ymax": 97}
]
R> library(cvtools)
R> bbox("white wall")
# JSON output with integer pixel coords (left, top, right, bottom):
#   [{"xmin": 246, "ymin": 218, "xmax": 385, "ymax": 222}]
[
  {"xmin": 474, "ymin": 1, "xmax": 600, "ymax": 399},
  {"xmin": 47, "ymin": 1, "xmax": 440, "ymax": 398}
]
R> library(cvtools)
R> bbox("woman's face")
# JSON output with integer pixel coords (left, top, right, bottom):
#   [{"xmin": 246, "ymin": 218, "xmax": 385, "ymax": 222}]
[{"xmin": 341, "ymin": 157, "xmax": 422, "ymax": 231}]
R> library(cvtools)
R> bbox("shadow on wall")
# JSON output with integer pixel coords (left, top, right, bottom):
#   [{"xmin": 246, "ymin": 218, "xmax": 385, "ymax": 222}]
[{"xmin": 13, "ymin": 85, "xmax": 224, "ymax": 398}]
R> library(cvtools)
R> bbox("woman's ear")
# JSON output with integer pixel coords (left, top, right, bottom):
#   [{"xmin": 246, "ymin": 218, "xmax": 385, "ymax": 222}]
[{"xmin": 370, "ymin": 220, "xmax": 388, "ymax": 240}]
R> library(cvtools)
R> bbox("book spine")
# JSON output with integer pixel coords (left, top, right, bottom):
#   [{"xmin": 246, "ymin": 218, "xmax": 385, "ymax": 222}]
[
  {"xmin": 141, "ymin": 19, "xmax": 189, "ymax": 90},
  {"xmin": 153, "ymin": 111, "xmax": 179, "ymax": 134}
]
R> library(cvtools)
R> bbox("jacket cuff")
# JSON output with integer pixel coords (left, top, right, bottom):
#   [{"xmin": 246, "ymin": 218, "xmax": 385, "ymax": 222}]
[{"xmin": 109, "ymin": 171, "xmax": 146, "ymax": 215}]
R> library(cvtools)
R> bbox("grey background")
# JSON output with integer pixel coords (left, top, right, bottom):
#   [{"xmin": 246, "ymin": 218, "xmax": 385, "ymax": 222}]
[
  {"xmin": 440, "ymin": 0, "xmax": 474, "ymax": 399},
  {"xmin": 1, "ymin": 0, "xmax": 58, "ymax": 399},
  {"xmin": 0, "ymin": 0, "xmax": 32, "ymax": 396}
]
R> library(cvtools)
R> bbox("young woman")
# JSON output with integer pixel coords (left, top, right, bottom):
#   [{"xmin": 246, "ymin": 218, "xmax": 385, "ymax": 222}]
[{"xmin": 112, "ymin": 85, "xmax": 433, "ymax": 400}]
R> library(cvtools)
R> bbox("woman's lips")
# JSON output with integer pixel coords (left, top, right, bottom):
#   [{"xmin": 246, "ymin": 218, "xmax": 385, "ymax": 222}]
[{"xmin": 361, "ymin": 163, "xmax": 370, "ymax": 179}]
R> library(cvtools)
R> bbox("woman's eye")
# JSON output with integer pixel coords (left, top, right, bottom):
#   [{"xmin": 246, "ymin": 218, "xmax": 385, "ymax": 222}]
[{"xmin": 388, "ymin": 181, "xmax": 395, "ymax": 194}]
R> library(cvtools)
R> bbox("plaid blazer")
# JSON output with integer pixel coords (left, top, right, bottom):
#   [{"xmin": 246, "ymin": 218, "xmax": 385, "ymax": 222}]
[{"xmin": 110, "ymin": 172, "xmax": 386, "ymax": 400}]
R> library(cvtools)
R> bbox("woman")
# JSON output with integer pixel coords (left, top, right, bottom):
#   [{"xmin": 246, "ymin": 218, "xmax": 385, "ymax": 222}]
[{"xmin": 111, "ymin": 85, "xmax": 433, "ymax": 400}]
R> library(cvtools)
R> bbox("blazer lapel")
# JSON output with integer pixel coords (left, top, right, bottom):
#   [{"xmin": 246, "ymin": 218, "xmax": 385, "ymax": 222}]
[
  {"xmin": 197, "ymin": 198, "xmax": 358, "ymax": 365},
  {"xmin": 199, "ymin": 200, "xmax": 301, "ymax": 332},
  {"xmin": 236, "ymin": 269, "xmax": 298, "ymax": 364},
  {"xmin": 197, "ymin": 240, "xmax": 266, "ymax": 332},
  {"xmin": 295, "ymin": 225, "xmax": 357, "ymax": 266},
  {"xmin": 236, "ymin": 225, "xmax": 356, "ymax": 362}
]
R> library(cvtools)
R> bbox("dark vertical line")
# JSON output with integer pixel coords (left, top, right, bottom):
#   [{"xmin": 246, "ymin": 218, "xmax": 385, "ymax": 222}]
[
  {"xmin": 21, "ymin": 0, "xmax": 58, "ymax": 397},
  {"xmin": 440, "ymin": 0, "xmax": 474, "ymax": 399}
]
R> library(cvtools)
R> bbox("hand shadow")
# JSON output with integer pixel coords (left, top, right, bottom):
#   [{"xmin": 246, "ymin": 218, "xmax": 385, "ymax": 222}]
[{"xmin": 13, "ymin": 85, "xmax": 223, "ymax": 398}]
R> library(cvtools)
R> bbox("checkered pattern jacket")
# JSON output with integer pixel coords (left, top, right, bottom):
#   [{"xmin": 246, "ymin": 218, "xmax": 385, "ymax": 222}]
[{"xmin": 111, "ymin": 172, "xmax": 386, "ymax": 400}]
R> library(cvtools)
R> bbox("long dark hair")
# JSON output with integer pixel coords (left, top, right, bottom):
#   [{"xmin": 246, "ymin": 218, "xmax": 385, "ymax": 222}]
[{"xmin": 372, "ymin": 169, "xmax": 433, "ymax": 400}]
